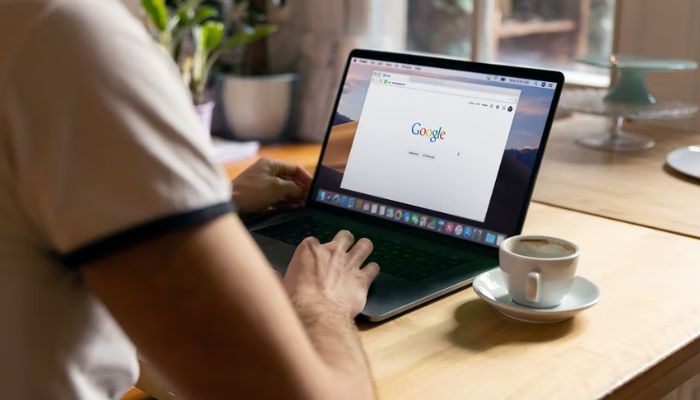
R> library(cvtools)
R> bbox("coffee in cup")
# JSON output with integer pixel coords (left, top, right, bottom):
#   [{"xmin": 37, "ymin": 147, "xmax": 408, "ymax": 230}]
[{"xmin": 499, "ymin": 235, "xmax": 580, "ymax": 308}]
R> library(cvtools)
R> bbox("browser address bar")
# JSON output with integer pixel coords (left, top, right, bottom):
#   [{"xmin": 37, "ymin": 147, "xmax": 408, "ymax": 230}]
[
  {"xmin": 402, "ymin": 81, "xmax": 519, "ymax": 104},
  {"xmin": 379, "ymin": 76, "xmax": 519, "ymax": 104}
]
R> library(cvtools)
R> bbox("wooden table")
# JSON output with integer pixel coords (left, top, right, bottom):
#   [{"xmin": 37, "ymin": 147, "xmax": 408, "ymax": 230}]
[
  {"xmin": 128, "ymin": 116, "xmax": 700, "ymax": 399},
  {"xmin": 533, "ymin": 114, "xmax": 700, "ymax": 238},
  {"xmin": 361, "ymin": 202, "xmax": 700, "ymax": 399},
  {"xmin": 222, "ymin": 143, "xmax": 321, "ymax": 178},
  {"xmin": 131, "ymin": 203, "xmax": 700, "ymax": 400}
]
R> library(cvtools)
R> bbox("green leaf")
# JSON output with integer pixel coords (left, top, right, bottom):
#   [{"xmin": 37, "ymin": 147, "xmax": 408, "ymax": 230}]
[
  {"xmin": 176, "ymin": 0, "xmax": 204, "ymax": 20},
  {"xmin": 176, "ymin": 7, "xmax": 195, "ymax": 28},
  {"xmin": 141, "ymin": 0, "xmax": 169, "ymax": 32},
  {"xmin": 220, "ymin": 24, "xmax": 278, "ymax": 50},
  {"xmin": 178, "ymin": 0, "xmax": 205, "ymax": 12},
  {"xmin": 202, "ymin": 21, "xmax": 225, "ymax": 51},
  {"xmin": 174, "ymin": 0, "xmax": 206, "ymax": 28},
  {"xmin": 195, "ymin": 6, "xmax": 219, "ymax": 23},
  {"xmin": 191, "ymin": 25, "xmax": 207, "ymax": 92},
  {"xmin": 166, "ymin": 13, "xmax": 181, "ymax": 33},
  {"xmin": 191, "ymin": 21, "xmax": 223, "ymax": 98}
]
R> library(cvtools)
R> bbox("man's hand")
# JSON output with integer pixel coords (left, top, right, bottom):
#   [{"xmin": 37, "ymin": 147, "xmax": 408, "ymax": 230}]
[
  {"xmin": 284, "ymin": 231, "xmax": 380, "ymax": 319},
  {"xmin": 282, "ymin": 230, "xmax": 380, "ymax": 398},
  {"xmin": 232, "ymin": 157, "xmax": 312, "ymax": 214}
]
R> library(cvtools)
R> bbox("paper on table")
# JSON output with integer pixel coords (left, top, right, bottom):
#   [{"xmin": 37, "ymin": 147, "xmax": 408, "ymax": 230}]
[{"xmin": 210, "ymin": 138, "xmax": 260, "ymax": 163}]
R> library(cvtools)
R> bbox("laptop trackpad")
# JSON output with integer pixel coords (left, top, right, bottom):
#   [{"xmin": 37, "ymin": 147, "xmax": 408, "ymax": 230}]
[{"xmin": 252, "ymin": 233, "xmax": 296, "ymax": 275}]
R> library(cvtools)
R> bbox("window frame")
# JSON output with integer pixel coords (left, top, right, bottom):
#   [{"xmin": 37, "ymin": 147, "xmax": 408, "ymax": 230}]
[{"xmin": 471, "ymin": 0, "xmax": 612, "ymax": 88}]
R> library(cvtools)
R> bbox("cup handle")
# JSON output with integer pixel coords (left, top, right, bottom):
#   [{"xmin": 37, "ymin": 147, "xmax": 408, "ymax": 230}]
[{"xmin": 526, "ymin": 271, "xmax": 540, "ymax": 303}]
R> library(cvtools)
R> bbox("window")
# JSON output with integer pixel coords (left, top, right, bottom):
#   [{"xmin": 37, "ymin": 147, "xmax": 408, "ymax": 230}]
[{"xmin": 406, "ymin": 0, "xmax": 615, "ymax": 86}]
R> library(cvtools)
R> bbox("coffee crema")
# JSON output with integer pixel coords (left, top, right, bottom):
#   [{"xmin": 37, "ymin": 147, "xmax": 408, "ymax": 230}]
[{"xmin": 509, "ymin": 238, "xmax": 576, "ymax": 259}]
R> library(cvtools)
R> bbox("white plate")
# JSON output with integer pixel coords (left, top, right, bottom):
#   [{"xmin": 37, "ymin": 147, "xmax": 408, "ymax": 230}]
[
  {"xmin": 666, "ymin": 145, "xmax": 700, "ymax": 180},
  {"xmin": 473, "ymin": 268, "xmax": 601, "ymax": 324}
]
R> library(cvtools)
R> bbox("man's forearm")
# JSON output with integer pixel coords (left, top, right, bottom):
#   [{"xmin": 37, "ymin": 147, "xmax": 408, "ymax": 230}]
[
  {"xmin": 83, "ymin": 216, "xmax": 372, "ymax": 400},
  {"xmin": 291, "ymin": 296, "xmax": 376, "ymax": 400}
]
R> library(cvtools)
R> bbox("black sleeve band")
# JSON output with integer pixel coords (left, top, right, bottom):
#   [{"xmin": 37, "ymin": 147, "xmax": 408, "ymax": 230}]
[{"xmin": 60, "ymin": 202, "xmax": 234, "ymax": 268}]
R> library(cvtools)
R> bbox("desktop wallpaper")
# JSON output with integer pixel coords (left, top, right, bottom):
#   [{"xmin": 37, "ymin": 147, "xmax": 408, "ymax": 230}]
[{"xmin": 314, "ymin": 60, "xmax": 556, "ymax": 236}]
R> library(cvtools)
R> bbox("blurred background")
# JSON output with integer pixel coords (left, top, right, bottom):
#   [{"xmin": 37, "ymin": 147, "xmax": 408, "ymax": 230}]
[{"xmin": 122, "ymin": 0, "xmax": 700, "ymax": 143}]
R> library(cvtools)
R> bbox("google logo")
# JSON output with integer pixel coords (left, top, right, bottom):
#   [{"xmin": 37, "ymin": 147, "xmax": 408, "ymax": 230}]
[{"xmin": 411, "ymin": 122, "xmax": 447, "ymax": 143}]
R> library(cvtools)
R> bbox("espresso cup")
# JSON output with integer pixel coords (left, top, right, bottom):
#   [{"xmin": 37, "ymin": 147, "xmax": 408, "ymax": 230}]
[{"xmin": 499, "ymin": 235, "xmax": 580, "ymax": 308}]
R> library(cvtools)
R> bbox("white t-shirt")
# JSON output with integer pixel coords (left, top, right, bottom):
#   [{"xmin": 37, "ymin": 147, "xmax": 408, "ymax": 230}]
[{"xmin": 0, "ymin": 0, "xmax": 233, "ymax": 398}]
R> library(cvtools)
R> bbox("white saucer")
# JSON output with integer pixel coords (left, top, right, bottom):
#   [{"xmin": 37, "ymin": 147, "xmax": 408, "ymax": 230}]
[
  {"xmin": 473, "ymin": 268, "xmax": 601, "ymax": 324},
  {"xmin": 666, "ymin": 145, "xmax": 700, "ymax": 180}
]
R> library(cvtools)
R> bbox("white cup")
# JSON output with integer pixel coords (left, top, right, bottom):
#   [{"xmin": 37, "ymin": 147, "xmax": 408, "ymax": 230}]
[{"xmin": 499, "ymin": 235, "xmax": 580, "ymax": 308}]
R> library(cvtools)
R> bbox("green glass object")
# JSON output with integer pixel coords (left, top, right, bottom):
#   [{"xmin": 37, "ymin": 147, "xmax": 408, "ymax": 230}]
[
  {"xmin": 606, "ymin": 68, "xmax": 655, "ymax": 104},
  {"xmin": 576, "ymin": 54, "xmax": 697, "ymax": 105}
]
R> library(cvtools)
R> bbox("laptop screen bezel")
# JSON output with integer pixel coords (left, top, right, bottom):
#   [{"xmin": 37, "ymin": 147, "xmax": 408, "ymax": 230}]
[{"xmin": 305, "ymin": 48, "xmax": 565, "ymax": 252}]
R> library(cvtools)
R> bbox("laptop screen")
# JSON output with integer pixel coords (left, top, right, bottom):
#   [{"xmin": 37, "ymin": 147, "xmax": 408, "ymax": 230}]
[{"xmin": 311, "ymin": 52, "xmax": 560, "ymax": 248}]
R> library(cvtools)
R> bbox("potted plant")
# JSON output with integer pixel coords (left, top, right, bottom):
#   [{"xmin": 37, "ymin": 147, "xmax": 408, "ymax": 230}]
[
  {"xmin": 140, "ymin": 0, "xmax": 277, "ymax": 134},
  {"xmin": 215, "ymin": 0, "xmax": 297, "ymax": 142}
]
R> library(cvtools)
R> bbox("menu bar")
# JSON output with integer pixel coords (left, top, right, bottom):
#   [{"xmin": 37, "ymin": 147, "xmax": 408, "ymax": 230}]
[{"xmin": 352, "ymin": 57, "xmax": 557, "ymax": 90}]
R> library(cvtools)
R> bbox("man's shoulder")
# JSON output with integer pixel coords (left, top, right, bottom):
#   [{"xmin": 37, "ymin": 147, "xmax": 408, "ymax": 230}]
[
  {"xmin": 0, "ymin": 0, "xmax": 145, "ymax": 49},
  {"xmin": 1, "ymin": 0, "xmax": 154, "ymax": 90},
  {"xmin": 0, "ymin": 0, "xmax": 126, "ymax": 26}
]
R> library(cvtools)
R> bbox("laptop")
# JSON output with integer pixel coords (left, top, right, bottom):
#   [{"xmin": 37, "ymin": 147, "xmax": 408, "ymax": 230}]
[{"xmin": 247, "ymin": 49, "xmax": 564, "ymax": 321}]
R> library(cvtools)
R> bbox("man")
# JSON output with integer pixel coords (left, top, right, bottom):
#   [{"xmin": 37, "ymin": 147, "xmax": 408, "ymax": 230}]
[{"xmin": 0, "ymin": 0, "xmax": 379, "ymax": 399}]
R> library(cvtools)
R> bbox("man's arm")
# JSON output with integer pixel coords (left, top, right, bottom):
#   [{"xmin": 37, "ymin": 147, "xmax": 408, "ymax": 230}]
[{"xmin": 81, "ymin": 214, "xmax": 378, "ymax": 400}]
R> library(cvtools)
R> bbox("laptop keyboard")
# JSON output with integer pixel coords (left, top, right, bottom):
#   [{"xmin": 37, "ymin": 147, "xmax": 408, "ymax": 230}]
[{"xmin": 255, "ymin": 216, "xmax": 465, "ymax": 282}]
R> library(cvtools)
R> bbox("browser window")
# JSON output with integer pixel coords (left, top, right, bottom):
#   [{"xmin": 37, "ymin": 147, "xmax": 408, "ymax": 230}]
[
  {"xmin": 340, "ymin": 72, "xmax": 520, "ymax": 222},
  {"xmin": 312, "ymin": 56, "xmax": 558, "ymax": 247}
]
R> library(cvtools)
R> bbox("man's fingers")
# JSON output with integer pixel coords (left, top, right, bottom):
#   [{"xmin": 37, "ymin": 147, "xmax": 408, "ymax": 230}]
[
  {"xmin": 292, "ymin": 168, "xmax": 313, "ymax": 187},
  {"xmin": 330, "ymin": 230, "xmax": 354, "ymax": 252},
  {"xmin": 348, "ymin": 238, "xmax": 373, "ymax": 265},
  {"xmin": 300, "ymin": 236, "xmax": 320, "ymax": 247},
  {"xmin": 360, "ymin": 262, "xmax": 380, "ymax": 287},
  {"xmin": 269, "ymin": 158, "xmax": 298, "ymax": 176},
  {"xmin": 273, "ymin": 177, "xmax": 303, "ymax": 200},
  {"xmin": 293, "ymin": 236, "xmax": 320, "ymax": 257},
  {"xmin": 271, "ymin": 160, "xmax": 313, "ymax": 187}
]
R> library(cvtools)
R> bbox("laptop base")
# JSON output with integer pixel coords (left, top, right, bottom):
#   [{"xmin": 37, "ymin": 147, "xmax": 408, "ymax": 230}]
[{"xmin": 250, "ymin": 209, "xmax": 497, "ymax": 321}]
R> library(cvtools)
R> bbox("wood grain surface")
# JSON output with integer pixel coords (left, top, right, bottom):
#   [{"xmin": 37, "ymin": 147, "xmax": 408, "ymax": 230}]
[
  {"xmin": 533, "ymin": 114, "xmax": 700, "ymax": 238},
  {"xmin": 360, "ymin": 203, "xmax": 700, "ymax": 400}
]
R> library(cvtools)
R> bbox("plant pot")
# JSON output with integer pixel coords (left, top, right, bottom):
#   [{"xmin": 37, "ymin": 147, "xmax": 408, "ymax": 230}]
[
  {"xmin": 220, "ymin": 73, "xmax": 297, "ymax": 142},
  {"xmin": 194, "ymin": 100, "xmax": 215, "ymax": 137}
]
